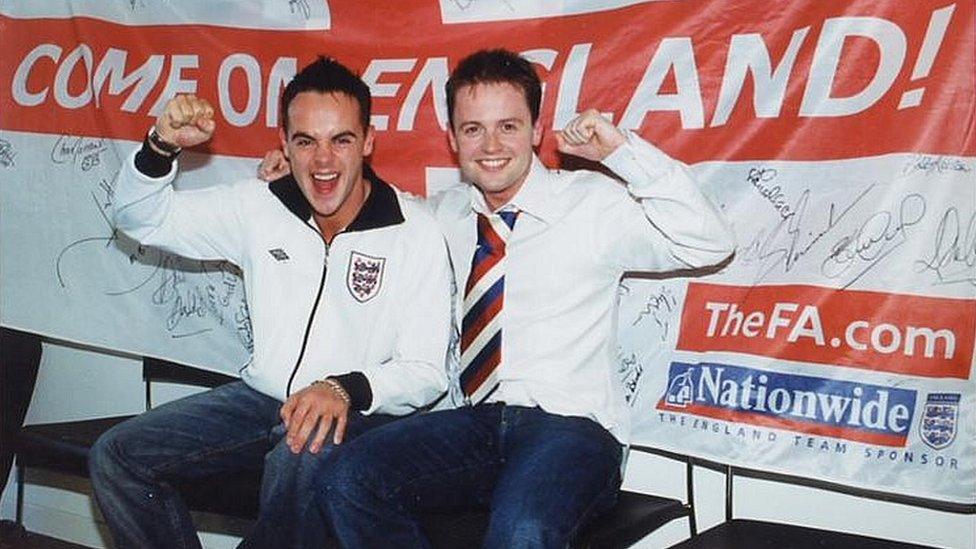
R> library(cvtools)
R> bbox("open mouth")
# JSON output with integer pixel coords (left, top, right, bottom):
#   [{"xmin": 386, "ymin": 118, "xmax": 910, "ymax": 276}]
[{"xmin": 311, "ymin": 172, "xmax": 339, "ymax": 191}]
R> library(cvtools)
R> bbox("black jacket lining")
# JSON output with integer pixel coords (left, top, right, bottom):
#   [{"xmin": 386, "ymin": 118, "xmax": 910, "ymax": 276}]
[{"xmin": 268, "ymin": 164, "xmax": 404, "ymax": 231}]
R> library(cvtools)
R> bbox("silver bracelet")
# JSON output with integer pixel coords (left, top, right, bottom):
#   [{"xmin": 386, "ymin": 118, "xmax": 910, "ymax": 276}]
[{"xmin": 314, "ymin": 378, "xmax": 351, "ymax": 405}]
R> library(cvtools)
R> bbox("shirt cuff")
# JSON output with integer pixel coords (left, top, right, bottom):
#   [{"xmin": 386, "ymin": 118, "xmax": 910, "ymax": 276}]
[
  {"xmin": 329, "ymin": 372, "xmax": 373, "ymax": 411},
  {"xmin": 134, "ymin": 137, "xmax": 177, "ymax": 178},
  {"xmin": 601, "ymin": 130, "xmax": 675, "ymax": 192}
]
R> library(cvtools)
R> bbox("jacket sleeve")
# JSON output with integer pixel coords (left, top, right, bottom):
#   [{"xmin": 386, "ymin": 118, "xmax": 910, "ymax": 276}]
[
  {"xmin": 358, "ymin": 210, "xmax": 453, "ymax": 415},
  {"xmin": 596, "ymin": 131, "xmax": 736, "ymax": 272},
  {"xmin": 112, "ymin": 148, "xmax": 247, "ymax": 264}
]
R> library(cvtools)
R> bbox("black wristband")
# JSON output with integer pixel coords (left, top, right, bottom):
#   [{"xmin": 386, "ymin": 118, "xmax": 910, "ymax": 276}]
[
  {"xmin": 134, "ymin": 136, "xmax": 176, "ymax": 178},
  {"xmin": 148, "ymin": 126, "xmax": 182, "ymax": 156},
  {"xmin": 330, "ymin": 372, "xmax": 372, "ymax": 411}
]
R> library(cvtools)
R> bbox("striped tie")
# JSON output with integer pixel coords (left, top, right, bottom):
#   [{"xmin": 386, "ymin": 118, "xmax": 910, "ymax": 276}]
[{"xmin": 459, "ymin": 210, "xmax": 519, "ymax": 404}]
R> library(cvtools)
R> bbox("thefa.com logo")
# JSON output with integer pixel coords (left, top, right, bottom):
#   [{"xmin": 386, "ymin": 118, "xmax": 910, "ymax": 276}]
[{"xmin": 677, "ymin": 283, "xmax": 974, "ymax": 379}]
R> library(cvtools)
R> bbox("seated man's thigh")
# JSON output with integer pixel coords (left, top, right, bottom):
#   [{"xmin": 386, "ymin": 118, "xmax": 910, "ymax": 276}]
[
  {"xmin": 260, "ymin": 411, "xmax": 398, "ymax": 503},
  {"xmin": 322, "ymin": 407, "xmax": 503, "ymax": 513},
  {"xmin": 91, "ymin": 381, "xmax": 281, "ymax": 480},
  {"xmin": 486, "ymin": 409, "xmax": 623, "ymax": 548}
]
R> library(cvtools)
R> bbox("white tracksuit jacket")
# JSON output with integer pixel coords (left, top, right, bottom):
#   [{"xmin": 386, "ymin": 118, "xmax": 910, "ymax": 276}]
[{"xmin": 113, "ymin": 151, "xmax": 453, "ymax": 415}]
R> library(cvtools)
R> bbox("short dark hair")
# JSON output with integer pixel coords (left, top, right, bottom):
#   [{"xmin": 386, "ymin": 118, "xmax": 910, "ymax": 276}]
[
  {"xmin": 446, "ymin": 49, "xmax": 542, "ymax": 128},
  {"xmin": 280, "ymin": 56, "xmax": 371, "ymax": 132}
]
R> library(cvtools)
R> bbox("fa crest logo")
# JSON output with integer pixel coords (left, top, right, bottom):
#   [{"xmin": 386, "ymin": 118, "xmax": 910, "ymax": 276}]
[
  {"xmin": 347, "ymin": 251, "xmax": 385, "ymax": 302},
  {"xmin": 664, "ymin": 367, "xmax": 695, "ymax": 408},
  {"xmin": 918, "ymin": 393, "xmax": 959, "ymax": 450}
]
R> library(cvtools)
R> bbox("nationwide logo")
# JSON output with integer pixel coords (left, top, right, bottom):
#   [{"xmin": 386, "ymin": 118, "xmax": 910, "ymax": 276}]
[
  {"xmin": 658, "ymin": 361, "xmax": 917, "ymax": 446},
  {"xmin": 918, "ymin": 393, "xmax": 960, "ymax": 450},
  {"xmin": 677, "ymin": 283, "xmax": 974, "ymax": 379}
]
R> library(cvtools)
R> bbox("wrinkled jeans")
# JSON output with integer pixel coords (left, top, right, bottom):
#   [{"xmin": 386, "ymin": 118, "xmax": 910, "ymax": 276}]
[
  {"xmin": 89, "ymin": 381, "xmax": 394, "ymax": 549},
  {"xmin": 320, "ymin": 404, "xmax": 623, "ymax": 549}
]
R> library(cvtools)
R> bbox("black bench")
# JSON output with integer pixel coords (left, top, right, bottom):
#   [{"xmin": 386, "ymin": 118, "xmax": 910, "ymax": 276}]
[
  {"xmin": 15, "ymin": 356, "xmax": 693, "ymax": 548},
  {"xmin": 664, "ymin": 453, "xmax": 976, "ymax": 549}
]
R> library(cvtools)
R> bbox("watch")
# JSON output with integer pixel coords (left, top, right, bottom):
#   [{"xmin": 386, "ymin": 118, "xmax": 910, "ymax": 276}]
[{"xmin": 147, "ymin": 127, "xmax": 182, "ymax": 157}]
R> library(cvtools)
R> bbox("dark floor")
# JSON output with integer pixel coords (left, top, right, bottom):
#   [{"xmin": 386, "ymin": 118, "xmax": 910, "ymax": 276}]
[{"xmin": 0, "ymin": 522, "xmax": 88, "ymax": 549}]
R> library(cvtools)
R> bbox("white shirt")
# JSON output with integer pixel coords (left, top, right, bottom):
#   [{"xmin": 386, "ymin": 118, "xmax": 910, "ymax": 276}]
[{"xmin": 428, "ymin": 132, "xmax": 735, "ymax": 442}]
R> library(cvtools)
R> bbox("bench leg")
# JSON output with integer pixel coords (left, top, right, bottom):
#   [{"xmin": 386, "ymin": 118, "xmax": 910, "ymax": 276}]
[{"xmin": 15, "ymin": 465, "xmax": 24, "ymax": 524}]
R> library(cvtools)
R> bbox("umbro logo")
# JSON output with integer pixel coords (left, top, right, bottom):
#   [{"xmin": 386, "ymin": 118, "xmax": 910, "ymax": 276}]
[{"xmin": 268, "ymin": 248, "xmax": 290, "ymax": 261}]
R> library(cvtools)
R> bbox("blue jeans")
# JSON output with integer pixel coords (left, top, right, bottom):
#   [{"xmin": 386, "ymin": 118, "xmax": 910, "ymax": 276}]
[
  {"xmin": 319, "ymin": 404, "xmax": 623, "ymax": 549},
  {"xmin": 88, "ymin": 381, "xmax": 394, "ymax": 549}
]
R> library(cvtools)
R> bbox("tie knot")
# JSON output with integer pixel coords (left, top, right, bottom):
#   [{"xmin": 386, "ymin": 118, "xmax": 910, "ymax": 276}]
[
  {"xmin": 476, "ymin": 210, "xmax": 519, "ymax": 251},
  {"xmin": 497, "ymin": 210, "xmax": 519, "ymax": 230}
]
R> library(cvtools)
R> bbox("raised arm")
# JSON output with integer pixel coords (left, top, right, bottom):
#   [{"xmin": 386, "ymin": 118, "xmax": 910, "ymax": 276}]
[
  {"xmin": 113, "ymin": 95, "xmax": 246, "ymax": 263},
  {"xmin": 557, "ymin": 109, "xmax": 736, "ymax": 272}
]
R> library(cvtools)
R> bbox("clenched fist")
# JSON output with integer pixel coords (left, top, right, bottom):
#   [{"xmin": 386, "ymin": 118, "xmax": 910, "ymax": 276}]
[
  {"xmin": 154, "ymin": 94, "xmax": 216, "ymax": 150},
  {"xmin": 257, "ymin": 148, "xmax": 291, "ymax": 181},
  {"xmin": 555, "ymin": 109, "xmax": 626, "ymax": 163}
]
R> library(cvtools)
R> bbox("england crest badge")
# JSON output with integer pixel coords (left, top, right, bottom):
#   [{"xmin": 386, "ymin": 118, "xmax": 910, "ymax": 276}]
[
  {"xmin": 918, "ymin": 393, "xmax": 959, "ymax": 450},
  {"xmin": 347, "ymin": 251, "xmax": 386, "ymax": 302}
]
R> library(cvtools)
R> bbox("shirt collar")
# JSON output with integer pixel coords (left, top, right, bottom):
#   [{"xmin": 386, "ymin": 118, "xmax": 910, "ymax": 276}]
[
  {"xmin": 467, "ymin": 154, "xmax": 558, "ymax": 223},
  {"xmin": 269, "ymin": 164, "xmax": 404, "ymax": 232}
]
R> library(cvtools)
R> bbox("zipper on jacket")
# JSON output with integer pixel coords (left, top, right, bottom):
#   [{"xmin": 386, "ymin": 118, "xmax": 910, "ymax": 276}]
[{"xmin": 285, "ymin": 228, "xmax": 330, "ymax": 397}]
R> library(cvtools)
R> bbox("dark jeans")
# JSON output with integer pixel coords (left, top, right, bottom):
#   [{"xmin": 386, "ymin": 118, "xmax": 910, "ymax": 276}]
[
  {"xmin": 320, "ymin": 404, "xmax": 623, "ymax": 549},
  {"xmin": 88, "ymin": 381, "xmax": 394, "ymax": 549}
]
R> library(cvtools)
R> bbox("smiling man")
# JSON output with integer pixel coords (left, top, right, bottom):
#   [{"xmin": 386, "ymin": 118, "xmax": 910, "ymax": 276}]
[
  {"xmin": 312, "ymin": 49, "xmax": 737, "ymax": 548},
  {"xmin": 88, "ymin": 57, "xmax": 453, "ymax": 549}
]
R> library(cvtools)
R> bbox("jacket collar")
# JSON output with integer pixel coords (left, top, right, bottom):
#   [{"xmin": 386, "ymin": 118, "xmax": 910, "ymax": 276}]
[{"xmin": 269, "ymin": 164, "xmax": 404, "ymax": 232}]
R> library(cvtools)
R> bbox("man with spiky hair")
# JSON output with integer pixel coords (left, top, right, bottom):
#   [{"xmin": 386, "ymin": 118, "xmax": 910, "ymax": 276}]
[
  {"xmin": 89, "ymin": 56, "xmax": 453, "ymax": 549},
  {"xmin": 313, "ymin": 48, "xmax": 735, "ymax": 548}
]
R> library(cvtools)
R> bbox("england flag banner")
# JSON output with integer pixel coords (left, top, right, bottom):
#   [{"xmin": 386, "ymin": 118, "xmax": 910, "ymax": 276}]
[{"xmin": 1, "ymin": 0, "xmax": 972, "ymax": 503}]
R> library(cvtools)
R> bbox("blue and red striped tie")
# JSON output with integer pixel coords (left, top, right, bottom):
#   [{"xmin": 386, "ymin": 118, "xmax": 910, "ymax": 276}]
[{"xmin": 459, "ymin": 210, "xmax": 519, "ymax": 404}]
